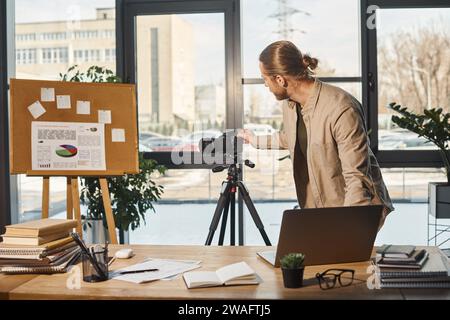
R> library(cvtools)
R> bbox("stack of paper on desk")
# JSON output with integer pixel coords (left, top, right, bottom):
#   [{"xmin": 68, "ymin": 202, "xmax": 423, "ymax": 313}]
[{"xmin": 110, "ymin": 258, "xmax": 201, "ymax": 284}]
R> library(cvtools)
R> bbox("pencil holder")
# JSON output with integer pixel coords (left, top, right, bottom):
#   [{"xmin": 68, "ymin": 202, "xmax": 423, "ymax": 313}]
[{"xmin": 82, "ymin": 246, "xmax": 109, "ymax": 283}]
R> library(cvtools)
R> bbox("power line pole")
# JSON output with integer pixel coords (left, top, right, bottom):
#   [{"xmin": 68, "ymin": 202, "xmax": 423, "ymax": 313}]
[{"xmin": 268, "ymin": 0, "xmax": 310, "ymax": 39}]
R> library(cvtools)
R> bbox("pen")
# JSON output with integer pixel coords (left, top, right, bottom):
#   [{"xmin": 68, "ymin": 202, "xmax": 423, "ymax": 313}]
[{"xmin": 118, "ymin": 268, "xmax": 159, "ymax": 275}]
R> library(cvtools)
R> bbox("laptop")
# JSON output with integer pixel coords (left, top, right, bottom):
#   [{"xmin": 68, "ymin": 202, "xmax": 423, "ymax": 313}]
[{"xmin": 257, "ymin": 205, "xmax": 383, "ymax": 267}]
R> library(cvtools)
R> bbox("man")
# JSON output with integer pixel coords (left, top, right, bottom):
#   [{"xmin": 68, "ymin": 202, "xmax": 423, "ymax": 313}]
[{"xmin": 240, "ymin": 41, "xmax": 394, "ymax": 228}]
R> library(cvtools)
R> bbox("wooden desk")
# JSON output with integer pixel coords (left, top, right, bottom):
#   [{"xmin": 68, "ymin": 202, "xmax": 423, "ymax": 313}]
[
  {"xmin": 3, "ymin": 245, "xmax": 408, "ymax": 300},
  {"xmin": 0, "ymin": 273, "xmax": 37, "ymax": 299}
]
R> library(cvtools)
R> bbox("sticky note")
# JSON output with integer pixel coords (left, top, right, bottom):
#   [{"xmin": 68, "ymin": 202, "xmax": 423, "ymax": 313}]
[
  {"xmin": 41, "ymin": 88, "xmax": 55, "ymax": 102},
  {"xmin": 98, "ymin": 110, "xmax": 112, "ymax": 124},
  {"xmin": 111, "ymin": 128, "xmax": 125, "ymax": 142},
  {"xmin": 27, "ymin": 101, "xmax": 46, "ymax": 119},
  {"xmin": 76, "ymin": 101, "xmax": 90, "ymax": 115},
  {"xmin": 56, "ymin": 95, "xmax": 71, "ymax": 109}
]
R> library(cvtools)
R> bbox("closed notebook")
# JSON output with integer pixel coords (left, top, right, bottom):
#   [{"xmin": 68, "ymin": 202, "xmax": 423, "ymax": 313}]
[
  {"xmin": 378, "ymin": 247, "xmax": 450, "ymax": 279},
  {"xmin": 0, "ymin": 245, "xmax": 79, "ymax": 266},
  {"xmin": 183, "ymin": 261, "xmax": 261, "ymax": 289},
  {"xmin": 0, "ymin": 236, "xmax": 74, "ymax": 259},
  {"xmin": 0, "ymin": 231, "xmax": 69, "ymax": 246},
  {"xmin": 0, "ymin": 247, "xmax": 81, "ymax": 274},
  {"xmin": 376, "ymin": 250, "xmax": 429, "ymax": 269},
  {"xmin": 376, "ymin": 244, "xmax": 416, "ymax": 258},
  {"xmin": 4, "ymin": 219, "xmax": 78, "ymax": 237}
]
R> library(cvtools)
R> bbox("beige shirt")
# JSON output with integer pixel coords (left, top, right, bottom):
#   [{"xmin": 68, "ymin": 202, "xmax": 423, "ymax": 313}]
[{"xmin": 251, "ymin": 79, "xmax": 394, "ymax": 221}]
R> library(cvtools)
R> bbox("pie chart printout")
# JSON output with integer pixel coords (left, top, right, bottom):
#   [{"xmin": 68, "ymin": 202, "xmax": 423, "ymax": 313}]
[{"xmin": 55, "ymin": 144, "xmax": 78, "ymax": 158}]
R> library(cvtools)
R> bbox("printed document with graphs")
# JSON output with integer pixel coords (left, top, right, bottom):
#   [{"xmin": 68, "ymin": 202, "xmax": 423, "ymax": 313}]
[
  {"xmin": 31, "ymin": 121, "xmax": 106, "ymax": 171},
  {"xmin": 183, "ymin": 261, "xmax": 261, "ymax": 289}
]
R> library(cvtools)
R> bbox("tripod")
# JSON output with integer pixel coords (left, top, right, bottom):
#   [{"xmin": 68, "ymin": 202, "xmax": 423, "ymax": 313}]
[{"xmin": 205, "ymin": 160, "xmax": 272, "ymax": 246}]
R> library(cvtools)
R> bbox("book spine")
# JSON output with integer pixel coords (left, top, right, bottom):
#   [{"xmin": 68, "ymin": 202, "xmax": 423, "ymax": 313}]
[
  {"xmin": 0, "ymin": 249, "xmax": 44, "ymax": 256},
  {"xmin": 380, "ymin": 271, "xmax": 448, "ymax": 279},
  {"xmin": 380, "ymin": 281, "xmax": 450, "ymax": 288},
  {"xmin": 0, "ymin": 266, "xmax": 67, "ymax": 274}
]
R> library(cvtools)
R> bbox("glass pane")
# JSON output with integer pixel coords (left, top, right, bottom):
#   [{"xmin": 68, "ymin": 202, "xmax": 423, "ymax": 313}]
[
  {"xmin": 242, "ymin": 0, "xmax": 360, "ymax": 78},
  {"xmin": 14, "ymin": 0, "xmax": 116, "ymax": 223},
  {"xmin": 136, "ymin": 14, "xmax": 226, "ymax": 153},
  {"xmin": 376, "ymin": 8, "xmax": 450, "ymax": 150},
  {"xmin": 381, "ymin": 168, "xmax": 447, "ymax": 202}
]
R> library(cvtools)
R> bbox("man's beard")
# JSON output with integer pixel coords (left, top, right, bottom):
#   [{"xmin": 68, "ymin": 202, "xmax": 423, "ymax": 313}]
[{"xmin": 273, "ymin": 88, "xmax": 289, "ymax": 100}]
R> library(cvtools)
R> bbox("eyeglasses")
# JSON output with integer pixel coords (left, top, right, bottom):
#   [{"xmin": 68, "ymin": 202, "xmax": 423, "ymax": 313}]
[{"xmin": 315, "ymin": 269, "xmax": 355, "ymax": 290}]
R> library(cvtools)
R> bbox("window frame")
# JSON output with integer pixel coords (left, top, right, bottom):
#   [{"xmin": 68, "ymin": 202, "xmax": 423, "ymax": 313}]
[
  {"xmin": 0, "ymin": 0, "xmax": 11, "ymax": 233},
  {"xmin": 361, "ymin": 0, "xmax": 450, "ymax": 168}
]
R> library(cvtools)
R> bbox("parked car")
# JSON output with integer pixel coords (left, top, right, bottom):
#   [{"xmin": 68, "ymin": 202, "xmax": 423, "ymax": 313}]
[
  {"xmin": 144, "ymin": 137, "xmax": 183, "ymax": 152},
  {"xmin": 138, "ymin": 143, "xmax": 152, "ymax": 152},
  {"xmin": 139, "ymin": 131, "xmax": 165, "ymax": 142},
  {"xmin": 244, "ymin": 123, "xmax": 275, "ymax": 136},
  {"xmin": 180, "ymin": 129, "xmax": 222, "ymax": 152}
]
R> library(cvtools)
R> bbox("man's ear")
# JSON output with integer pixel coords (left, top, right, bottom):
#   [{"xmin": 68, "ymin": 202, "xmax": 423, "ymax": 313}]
[{"xmin": 275, "ymin": 75, "xmax": 287, "ymax": 88}]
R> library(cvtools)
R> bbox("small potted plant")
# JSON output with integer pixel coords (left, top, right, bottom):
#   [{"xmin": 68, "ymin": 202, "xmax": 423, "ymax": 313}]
[{"xmin": 280, "ymin": 253, "xmax": 305, "ymax": 288}]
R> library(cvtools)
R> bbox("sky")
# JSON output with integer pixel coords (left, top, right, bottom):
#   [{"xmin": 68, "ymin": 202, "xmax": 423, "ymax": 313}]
[{"xmin": 14, "ymin": 0, "xmax": 450, "ymax": 84}]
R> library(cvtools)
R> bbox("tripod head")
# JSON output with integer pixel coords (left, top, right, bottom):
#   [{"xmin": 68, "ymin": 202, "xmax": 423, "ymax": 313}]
[{"xmin": 211, "ymin": 159, "xmax": 255, "ymax": 174}]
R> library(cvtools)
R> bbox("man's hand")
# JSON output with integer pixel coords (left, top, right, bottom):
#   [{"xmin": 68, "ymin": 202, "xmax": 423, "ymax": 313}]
[{"xmin": 237, "ymin": 129, "xmax": 256, "ymax": 144}]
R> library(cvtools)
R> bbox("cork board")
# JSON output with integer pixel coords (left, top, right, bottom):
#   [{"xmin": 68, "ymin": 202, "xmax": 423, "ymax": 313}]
[{"xmin": 10, "ymin": 78, "xmax": 139, "ymax": 176}]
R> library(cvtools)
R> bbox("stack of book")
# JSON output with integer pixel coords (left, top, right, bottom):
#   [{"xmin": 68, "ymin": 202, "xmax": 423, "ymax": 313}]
[
  {"xmin": 375, "ymin": 245, "xmax": 450, "ymax": 288},
  {"xmin": 0, "ymin": 219, "xmax": 81, "ymax": 274}
]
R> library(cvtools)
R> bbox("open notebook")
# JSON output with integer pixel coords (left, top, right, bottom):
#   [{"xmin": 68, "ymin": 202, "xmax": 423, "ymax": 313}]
[{"xmin": 183, "ymin": 261, "xmax": 261, "ymax": 289}]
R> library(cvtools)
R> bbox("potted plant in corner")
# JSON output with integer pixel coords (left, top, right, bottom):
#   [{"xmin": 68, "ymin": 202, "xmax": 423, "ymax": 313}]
[
  {"xmin": 280, "ymin": 253, "xmax": 305, "ymax": 288},
  {"xmin": 387, "ymin": 102, "xmax": 450, "ymax": 219},
  {"xmin": 60, "ymin": 65, "xmax": 167, "ymax": 244}
]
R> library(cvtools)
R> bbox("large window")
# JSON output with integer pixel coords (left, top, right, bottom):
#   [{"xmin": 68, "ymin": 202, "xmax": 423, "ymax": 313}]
[
  {"xmin": 363, "ymin": 0, "xmax": 450, "ymax": 166},
  {"xmin": 13, "ymin": 0, "xmax": 116, "ymax": 223},
  {"xmin": 376, "ymin": 8, "xmax": 450, "ymax": 151}
]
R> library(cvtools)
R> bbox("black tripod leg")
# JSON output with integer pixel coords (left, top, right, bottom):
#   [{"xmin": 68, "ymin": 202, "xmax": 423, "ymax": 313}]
[
  {"xmin": 205, "ymin": 181, "xmax": 231, "ymax": 245},
  {"xmin": 218, "ymin": 192, "xmax": 231, "ymax": 246},
  {"xmin": 230, "ymin": 189, "xmax": 235, "ymax": 246},
  {"xmin": 237, "ymin": 181, "xmax": 272, "ymax": 246}
]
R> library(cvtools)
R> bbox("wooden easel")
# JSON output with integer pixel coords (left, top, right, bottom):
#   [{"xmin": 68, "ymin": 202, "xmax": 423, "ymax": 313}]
[{"xmin": 31, "ymin": 171, "xmax": 123, "ymax": 245}]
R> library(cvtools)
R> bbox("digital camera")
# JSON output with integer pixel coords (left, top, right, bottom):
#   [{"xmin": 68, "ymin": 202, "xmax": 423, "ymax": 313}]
[{"xmin": 199, "ymin": 130, "xmax": 243, "ymax": 164}]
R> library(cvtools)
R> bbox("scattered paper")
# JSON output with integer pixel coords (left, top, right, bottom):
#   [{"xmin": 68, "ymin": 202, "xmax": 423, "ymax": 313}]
[
  {"xmin": 56, "ymin": 95, "xmax": 71, "ymax": 109},
  {"xmin": 76, "ymin": 101, "xmax": 90, "ymax": 115},
  {"xmin": 27, "ymin": 101, "xmax": 46, "ymax": 119},
  {"xmin": 111, "ymin": 128, "xmax": 125, "ymax": 142},
  {"xmin": 111, "ymin": 258, "xmax": 202, "ymax": 284},
  {"xmin": 98, "ymin": 110, "xmax": 112, "ymax": 124},
  {"xmin": 41, "ymin": 88, "xmax": 55, "ymax": 102},
  {"xmin": 31, "ymin": 121, "xmax": 106, "ymax": 171}
]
